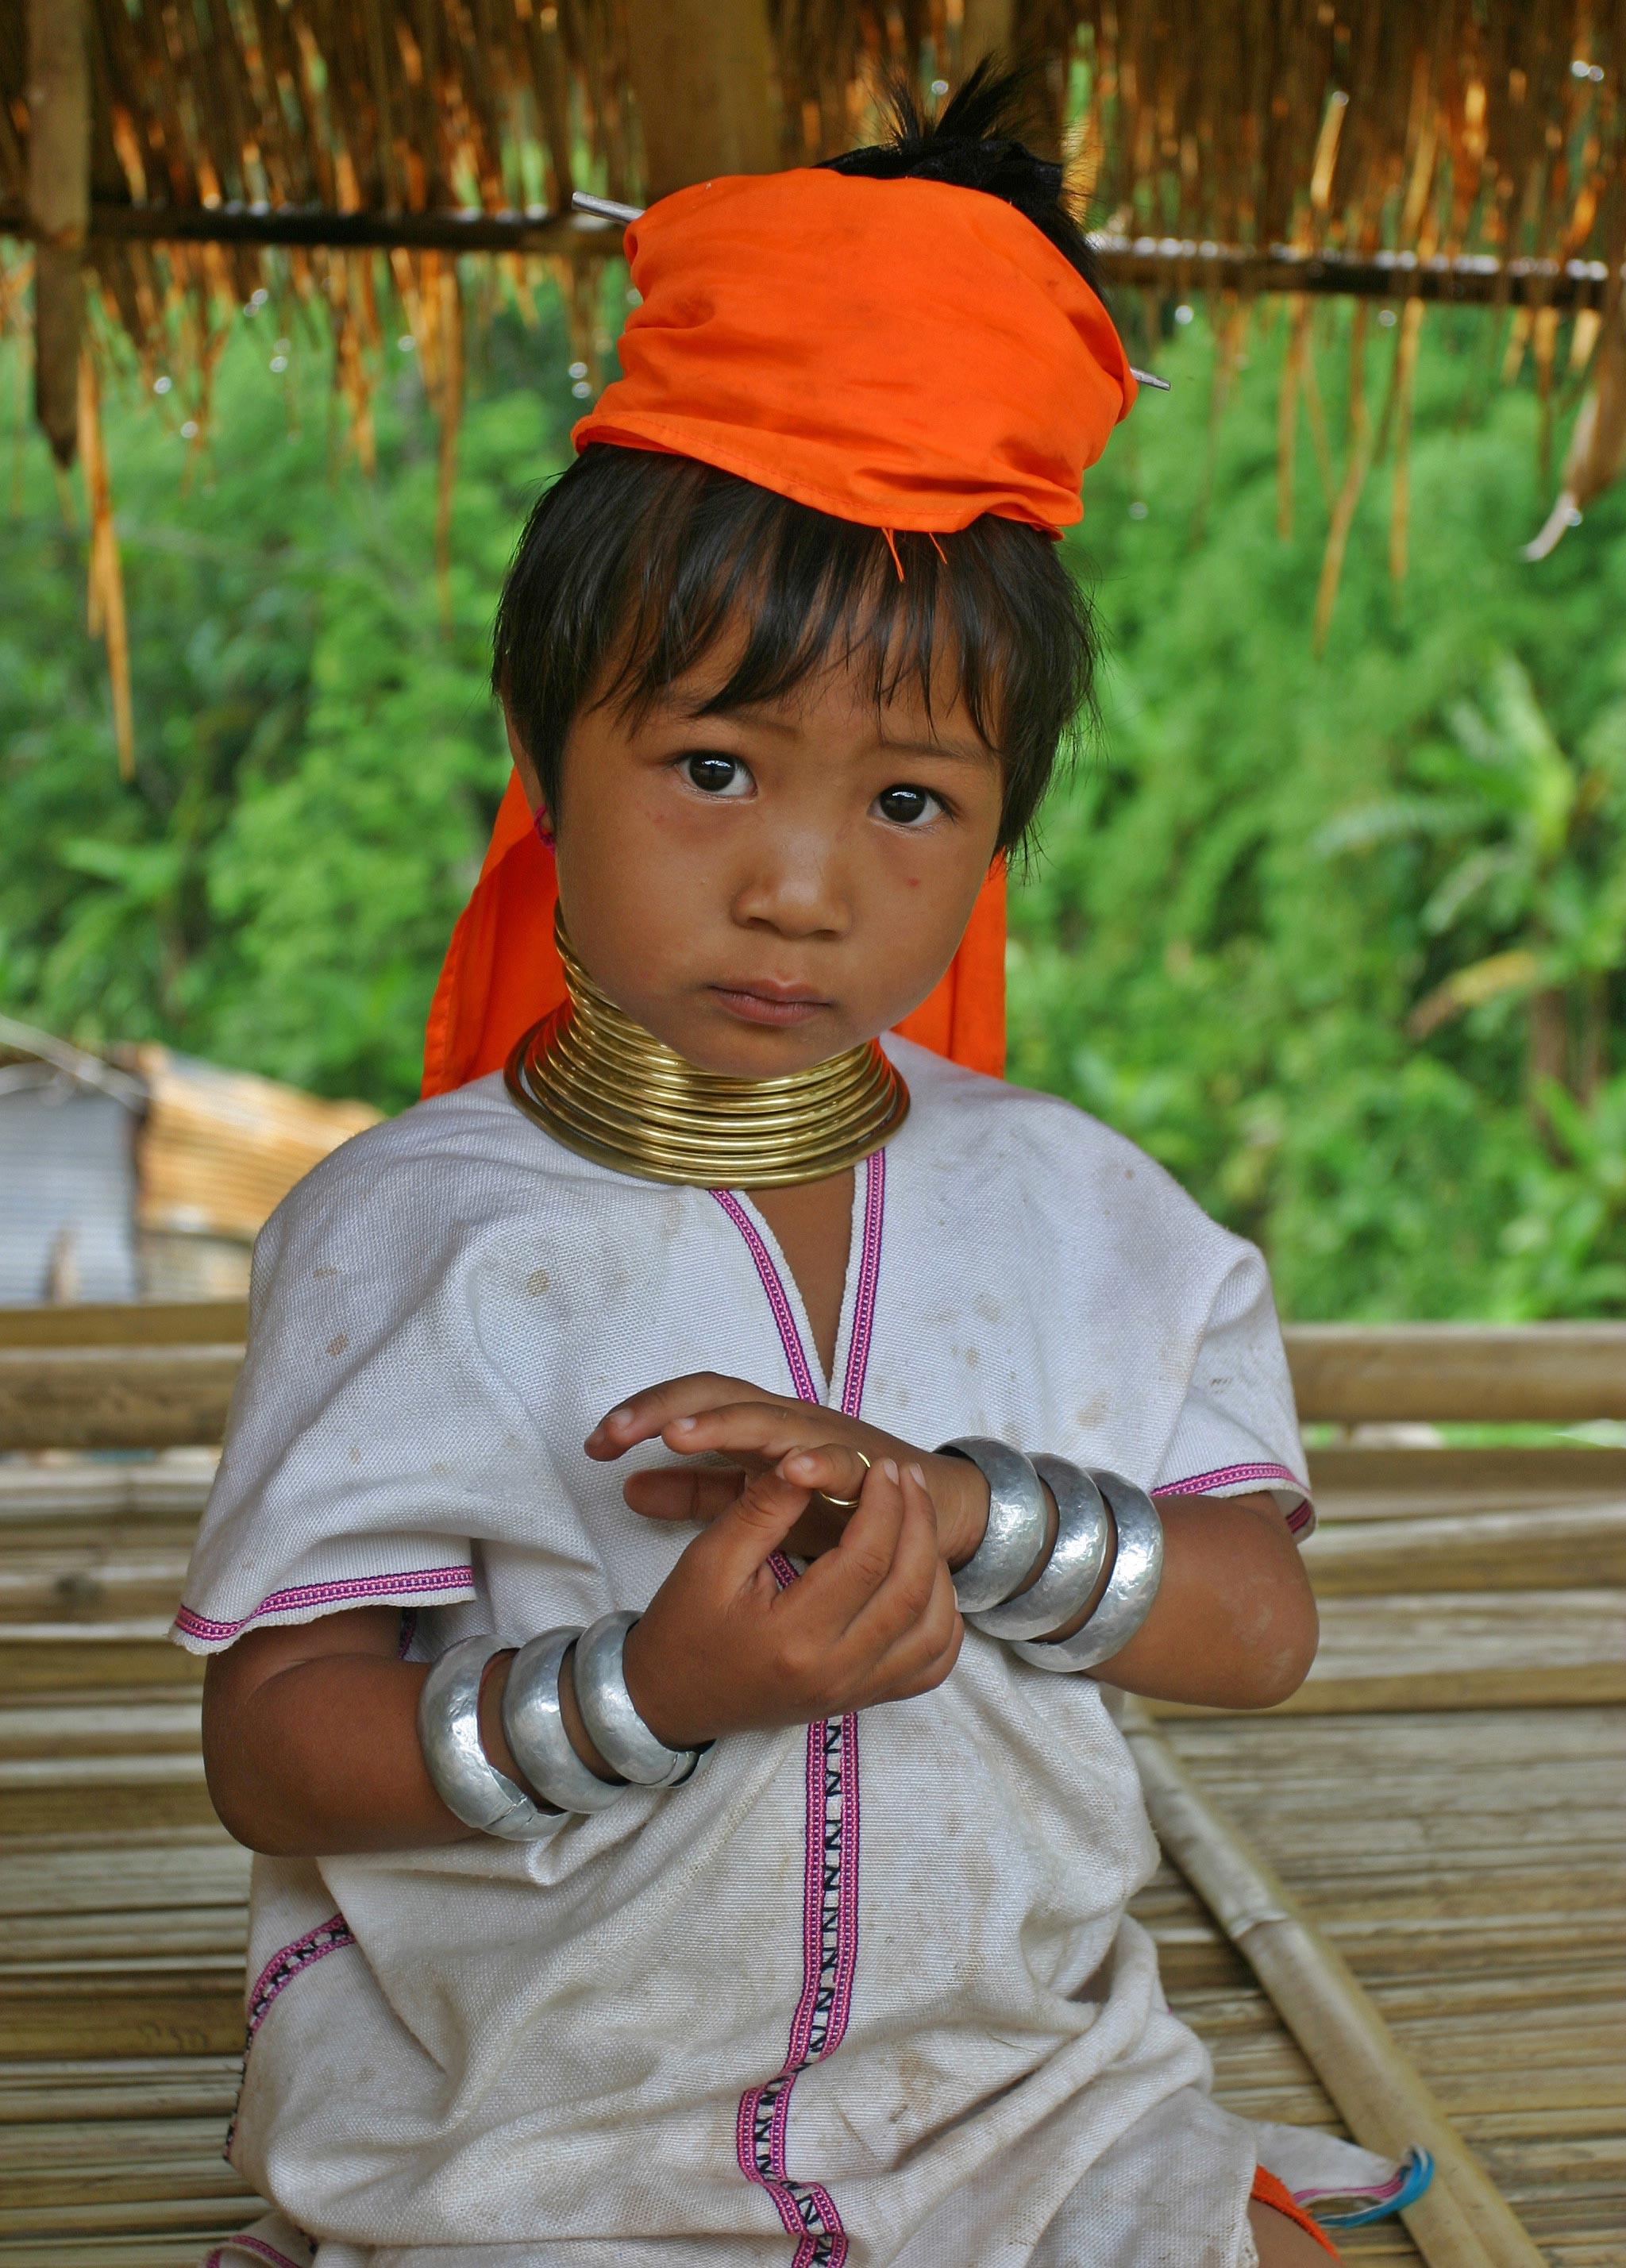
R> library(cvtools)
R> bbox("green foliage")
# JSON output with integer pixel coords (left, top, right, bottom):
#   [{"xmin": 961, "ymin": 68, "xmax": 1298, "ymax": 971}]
[
  {"xmin": 2, "ymin": 291, "xmax": 1623, "ymax": 1315},
  {"xmin": 1009, "ymin": 303, "xmax": 1626, "ymax": 1317},
  {"xmin": 0, "ymin": 308, "xmax": 575, "ymax": 1101}
]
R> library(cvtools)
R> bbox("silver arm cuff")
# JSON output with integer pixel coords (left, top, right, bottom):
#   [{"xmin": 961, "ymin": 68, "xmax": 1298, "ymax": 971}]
[
  {"xmin": 970, "ymin": 1455, "xmax": 1112, "ymax": 1641},
  {"xmin": 939, "ymin": 1437, "xmax": 1050, "ymax": 1614},
  {"xmin": 1010, "ymin": 1468, "xmax": 1165, "ymax": 1672},
  {"xmin": 417, "ymin": 1634, "xmax": 560, "ymax": 1840},
  {"xmin": 503, "ymin": 1627, "xmax": 626, "ymax": 1814},
  {"xmin": 572, "ymin": 1611, "xmax": 708, "ymax": 1788}
]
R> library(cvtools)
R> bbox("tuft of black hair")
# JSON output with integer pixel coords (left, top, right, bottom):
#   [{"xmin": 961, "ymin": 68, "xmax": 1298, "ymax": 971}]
[{"xmin": 820, "ymin": 60, "xmax": 1101, "ymax": 295}]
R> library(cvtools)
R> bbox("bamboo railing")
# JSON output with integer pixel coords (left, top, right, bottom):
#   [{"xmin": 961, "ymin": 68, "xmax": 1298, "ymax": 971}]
[{"xmin": 4, "ymin": 1306, "xmax": 1624, "ymax": 1452}]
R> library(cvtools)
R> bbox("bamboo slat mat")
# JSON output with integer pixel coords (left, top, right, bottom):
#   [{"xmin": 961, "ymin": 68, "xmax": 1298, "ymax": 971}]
[{"xmin": 1, "ymin": 1453, "xmax": 1621, "ymax": 2262}]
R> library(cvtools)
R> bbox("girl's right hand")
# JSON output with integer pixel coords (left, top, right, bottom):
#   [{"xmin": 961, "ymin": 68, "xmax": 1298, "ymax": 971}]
[{"xmin": 620, "ymin": 1455, "xmax": 962, "ymax": 1749}]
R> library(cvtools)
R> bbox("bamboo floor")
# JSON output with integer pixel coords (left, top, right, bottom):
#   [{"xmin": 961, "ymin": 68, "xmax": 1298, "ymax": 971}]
[{"xmin": 0, "ymin": 1447, "xmax": 1621, "ymax": 2266}]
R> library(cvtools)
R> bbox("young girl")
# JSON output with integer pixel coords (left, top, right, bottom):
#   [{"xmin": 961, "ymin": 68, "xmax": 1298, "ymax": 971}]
[{"xmin": 179, "ymin": 74, "xmax": 1426, "ymax": 2268}]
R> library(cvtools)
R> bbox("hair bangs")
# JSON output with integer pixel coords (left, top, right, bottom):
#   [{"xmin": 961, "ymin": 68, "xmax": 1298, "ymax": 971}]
[
  {"xmin": 599, "ymin": 478, "xmax": 1006, "ymax": 760},
  {"xmin": 495, "ymin": 446, "xmax": 1095, "ymax": 859}
]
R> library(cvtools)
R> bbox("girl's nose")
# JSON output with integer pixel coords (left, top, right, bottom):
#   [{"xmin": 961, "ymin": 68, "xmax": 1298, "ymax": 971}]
[{"xmin": 731, "ymin": 840, "xmax": 850, "ymax": 939}]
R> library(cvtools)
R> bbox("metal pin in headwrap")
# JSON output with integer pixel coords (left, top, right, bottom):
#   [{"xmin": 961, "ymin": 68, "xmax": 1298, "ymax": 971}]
[{"xmin": 570, "ymin": 193, "xmax": 1169, "ymax": 388}]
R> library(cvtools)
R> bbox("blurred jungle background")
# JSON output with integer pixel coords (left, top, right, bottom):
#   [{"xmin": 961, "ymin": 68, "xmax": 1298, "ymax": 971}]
[{"xmin": 2, "ymin": 284, "xmax": 1624, "ymax": 1321}]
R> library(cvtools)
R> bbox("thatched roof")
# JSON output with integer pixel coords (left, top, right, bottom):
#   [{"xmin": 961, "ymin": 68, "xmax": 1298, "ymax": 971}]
[
  {"xmin": 6, "ymin": 2, "xmax": 1624, "ymax": 407},
  {"xmin": 3, "ymin": 2, "xmax": 1625, "ymax": 760}
]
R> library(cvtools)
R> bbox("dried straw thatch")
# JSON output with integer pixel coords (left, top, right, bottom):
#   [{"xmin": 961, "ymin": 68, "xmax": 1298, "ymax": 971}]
[{"xmin": 2, "ymin": 2, "xmax": 1624, "ymax": 754}]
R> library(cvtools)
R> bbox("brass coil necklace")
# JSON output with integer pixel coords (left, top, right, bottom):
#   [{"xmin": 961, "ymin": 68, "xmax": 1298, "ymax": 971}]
[{"xmin": 505, "ymin": 922, "xmax": 909, "ymax": 1189}]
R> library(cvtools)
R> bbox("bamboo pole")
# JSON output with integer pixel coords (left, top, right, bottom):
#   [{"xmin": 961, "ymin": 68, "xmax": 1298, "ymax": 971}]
[
  {"xmin": 24, "ymin": 0, "xmax": 88, "ymax": 466},
  {"xmin": 958, "ymin": 0, "xmax": 1017, "ymax": 72},
  {"xmin": 1123, "ymin": 1704, "xmax": 1548, "ymax": 2268},
  {"xmin": 624, "ymin": 0, "xmax": 779, "ymax": 199}
]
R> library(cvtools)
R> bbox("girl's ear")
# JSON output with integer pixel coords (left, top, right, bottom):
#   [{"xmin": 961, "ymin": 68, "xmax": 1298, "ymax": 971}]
[{"xmin": 503, "ymin": 702, "xmax": 553, "ymax": 841}]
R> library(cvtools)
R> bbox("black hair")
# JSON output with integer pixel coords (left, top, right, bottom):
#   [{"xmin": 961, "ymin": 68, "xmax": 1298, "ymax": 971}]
[{"xmin": 493, "ymin": 64, "xmax": 1100, "ymax": 859}]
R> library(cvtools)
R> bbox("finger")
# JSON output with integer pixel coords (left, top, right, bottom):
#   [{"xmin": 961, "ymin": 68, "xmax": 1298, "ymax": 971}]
[
  {"xmin": 873, "ymin": 1610, "xmax": 965, "ymax": 1703},
  {"xmin": 793, "ymin": 1456, "xmax": 907, "ymax": 1627},
  {"xmin": 700, "ymin": 1463, "xmax": 817, "ymax": 1588},
  {"xmin": 842, "ymin": 1461, "xmax": 942, "ymax": 1654},
  {"xmin": 584, "ymin": 1373, "xmax": 777, "ymax": 1460},
  {"xmin": 778, "ymin": 1442, "xmax": 873, "ymax": 1510},
  {"xmin": 656, "ymin": 1401, "xmax": 835, "ymax": 1468},
  {"xmin": 622, "ymin": 1465, "xmax": 744, "ymax": 1525}
]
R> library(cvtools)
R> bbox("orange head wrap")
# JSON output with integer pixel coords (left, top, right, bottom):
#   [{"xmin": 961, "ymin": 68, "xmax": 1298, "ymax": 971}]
[{"xmin": 423, "ymin": 168, "xmax": 1136, "ymax": 1100}]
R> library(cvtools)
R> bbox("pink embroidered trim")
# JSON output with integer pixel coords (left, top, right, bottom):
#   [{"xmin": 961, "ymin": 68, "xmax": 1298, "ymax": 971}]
[
  {"xmin": 1154, "ymin": 1461, "xmax": 1315, "ymax": 1535},
  {"xmin": 204, "ymin": 2236, "xmax": 305, "ymax": 2268},
  {"xmin": 711, "ymin": 1189, "xmax": 821, "ymax": 1403},
  {"xmin": 715, "ymin": 1150, "xmax": 884, "ymax": 2268},
  {"xmin": 1293, "ymin": 2162, "xmax": 1408, "ymax": 2205},
  {"xmin": 174, "ymin": 1564, "xmax": 475, "ymax": 1645},
  {"xmin": 840, "ymin": 1151, "xmax": 884, "ymax": 1421}
]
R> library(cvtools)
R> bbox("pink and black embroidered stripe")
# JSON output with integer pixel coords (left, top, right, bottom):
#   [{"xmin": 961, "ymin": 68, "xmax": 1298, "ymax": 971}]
[
  {"xmin": 1155, "ymin": 1460, "xmax": 1315, "ymax": 1537},
  {"xmin": 225, "ymin": 1914, "xmax": 357, "ymax": 2158},
  {"xmin": 734, "ymin": 1710, "xmax": 861, "ymax": 2266},
  {"xmin": 714, "ymin": 1148, "xmax": 884, "ymax": 2267},
  {"xmin": 174, "ymin": 1563, "xmax": 475, "ymax": 1647},
  {"xmin": 244, "ymin": 1913, "xmax": 356, "ymax": 2040}
]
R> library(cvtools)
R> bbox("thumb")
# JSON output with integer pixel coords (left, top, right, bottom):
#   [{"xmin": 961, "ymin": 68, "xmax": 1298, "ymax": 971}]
[{"xmin": 701, "ymin": 1461, "xmax": 811, "ymax": 1587}]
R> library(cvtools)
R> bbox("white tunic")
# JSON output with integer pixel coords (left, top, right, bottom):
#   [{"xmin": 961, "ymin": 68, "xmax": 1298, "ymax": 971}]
[{"xmin": 176, "ymin": 1036, "xmax": 1349, "ymax": 2268}]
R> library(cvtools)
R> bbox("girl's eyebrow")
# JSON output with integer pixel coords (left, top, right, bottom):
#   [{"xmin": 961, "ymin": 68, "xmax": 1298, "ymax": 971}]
[
  {"xmin": 665, "ymin": 690, "xmax": 992, "ymax": 764},
  {"xmin": 874, "ymin": 734, "xmax": 996, "ymax": 765}
]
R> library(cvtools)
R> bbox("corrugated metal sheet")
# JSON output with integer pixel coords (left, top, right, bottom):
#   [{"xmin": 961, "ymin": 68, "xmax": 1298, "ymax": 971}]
[{"xmin": 0, "ymin": 1074, "xmax": 139, "ymax": 1303}]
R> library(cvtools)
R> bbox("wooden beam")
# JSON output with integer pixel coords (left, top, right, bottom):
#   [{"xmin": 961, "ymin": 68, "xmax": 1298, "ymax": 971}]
[
  {"xmin": 1093, "ymin": 233, "xmax": 1624, "ymax": 310},
  {"xmin": 0, "ymin": 199, "xmax": 619, "ymax": 260},
  {"xmin": 1305, "ymin": 1442, "xmax": 1626, "ymax": 1518},
  {"xmin": 623, "ymin": 0, "xmax": 778, "ymax": 200},
  {"xmin": 0, "ymin": 1301, "xmax": 246, "ymax": 1349},
  {"xmin": 1288, "ymin": 1323, "xmax": 1626, "ymax": 1422},
  {"xmin": 0, "ymin": 1348, "xmax": 242, "ymax": 1452},
  {"xmin": 25, "ymin": 0, "xmax": 88, "ymax": 467},
  {"xmin": 2, "ymin": 199, "xmax": 1620, "ymax": 312},
  {"xmin": 1304, "ymin": 1500, "xmax": 1626, "ymax": 1594},
  {"xmin": 3, "ymin": 1314, "xmax": 1626, "ymax": 1447}
]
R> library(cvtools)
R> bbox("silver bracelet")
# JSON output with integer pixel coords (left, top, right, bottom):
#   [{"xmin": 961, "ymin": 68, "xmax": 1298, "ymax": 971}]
[
  {"xmin": 503, "ymin": 1627, "xmax": 627, "ymax": 1814},
  {"xmin": 1010, "ymin": 1469, "xmax": 1164, "ymax": 1672},
  {"xmin": 572, "ymin": 1610, "xmax": 708, "ymax": 1788},
  {"xmin": 969, "ymin": 1456, "xmax": 1112, "ymax": 1641},
  {"xmin": 418, "ymin": 1634, "xmax": 560, "ymax": 1840},
  {"xmin": 938, "ymin": 1437, "xmax": 1050, "ymax": 1613}
]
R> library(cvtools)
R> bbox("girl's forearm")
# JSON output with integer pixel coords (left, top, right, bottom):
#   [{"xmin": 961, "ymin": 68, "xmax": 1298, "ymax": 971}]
[
  {"xmin": 203, "ymin": 1647, "xmax": 616, "ymax": 1857},
  {"xmin": 1068, "ymin": 1495, "xmax": 1317, "ymax": 1710}
]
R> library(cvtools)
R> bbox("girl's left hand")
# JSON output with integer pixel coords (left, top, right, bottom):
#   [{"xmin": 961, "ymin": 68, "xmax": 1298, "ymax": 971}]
[{"xmin": 586, "ymin": 1372, "xmax": 991, "ymax": 1568}]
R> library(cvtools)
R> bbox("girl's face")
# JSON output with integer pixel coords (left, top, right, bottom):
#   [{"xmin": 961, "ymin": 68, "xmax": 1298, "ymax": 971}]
[{"xmin": 510, "ymin": 641, "xmax": 1005, "ymax": 1077}]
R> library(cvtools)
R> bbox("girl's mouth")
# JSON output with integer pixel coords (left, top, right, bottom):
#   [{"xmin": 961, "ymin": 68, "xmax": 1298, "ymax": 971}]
[{"xmin": 708, "ymin": 983, "xmax": 833, "ymax": 1028}]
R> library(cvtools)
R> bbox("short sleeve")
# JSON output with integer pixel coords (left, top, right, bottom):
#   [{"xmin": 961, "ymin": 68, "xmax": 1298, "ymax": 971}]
[
  {"xmin": 171, "ymin": 1144, "xmax": 490, "ymax": 1653},
  {"xmin": 1151, "ymin": 1243, "xmax": 1313, "ymax": 1539}
]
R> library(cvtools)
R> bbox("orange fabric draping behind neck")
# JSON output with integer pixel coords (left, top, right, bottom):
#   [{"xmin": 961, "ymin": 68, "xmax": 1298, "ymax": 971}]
[{"xmin": 421, "ymin": 772, "xmax": 1006, "ymax": 1097}]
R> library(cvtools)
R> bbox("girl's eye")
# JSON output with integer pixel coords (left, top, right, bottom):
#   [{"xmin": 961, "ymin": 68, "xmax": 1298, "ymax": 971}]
[
  {"xmin": 680, "ymin": 752, "xmax": 752, "ymax": 797},
  {"xmin": 875, "ymin": 784, "xmax": 942, "ymax": 827}
]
